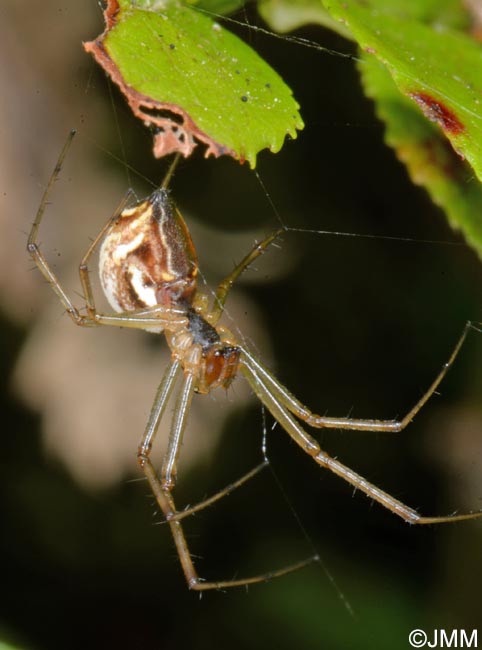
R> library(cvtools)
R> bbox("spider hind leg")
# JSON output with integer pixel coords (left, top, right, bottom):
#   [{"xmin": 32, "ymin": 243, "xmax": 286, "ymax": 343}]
[{"xmin": 240, "ymin": 349, "xmax": 482, "ymax": 526}]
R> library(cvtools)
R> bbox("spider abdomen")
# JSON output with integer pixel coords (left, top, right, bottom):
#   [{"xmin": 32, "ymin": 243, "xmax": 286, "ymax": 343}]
[{"xmin": 99, "ymin": 188, "xmax": 198, "ymax": 312}]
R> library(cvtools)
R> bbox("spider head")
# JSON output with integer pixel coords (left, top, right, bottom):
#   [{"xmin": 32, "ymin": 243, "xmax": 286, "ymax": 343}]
[{"xmin": 99, "ymin": 188, "xmax": 198, "ymax": 312}]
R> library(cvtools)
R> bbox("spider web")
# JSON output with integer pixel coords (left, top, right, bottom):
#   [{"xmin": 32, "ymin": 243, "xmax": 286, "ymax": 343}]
[{"xmin": 91, "ymin": 0, "xmax": 482, "ymax": 612}]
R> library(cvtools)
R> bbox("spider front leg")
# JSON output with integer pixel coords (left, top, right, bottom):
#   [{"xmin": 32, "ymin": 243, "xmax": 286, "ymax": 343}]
[
  {"xmin": 27, "ymin": 130, "xmax": 129, "ymax": 326},
  {"xmin": 210, "ymin": 228, "xmax": 283, "ymax": 324},
  {"xmin": 27, "ymin": 131, "xmax": 92, "ymax": 326},
  {"xmin": 241, "ymin": 353, "xmax": 482, "ymax": 525}
]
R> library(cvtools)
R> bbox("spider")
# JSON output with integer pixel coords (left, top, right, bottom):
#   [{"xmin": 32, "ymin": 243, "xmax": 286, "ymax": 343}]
[{"xmin": 28, "ymin": 131, "xmax": 482, "ymax": 591}]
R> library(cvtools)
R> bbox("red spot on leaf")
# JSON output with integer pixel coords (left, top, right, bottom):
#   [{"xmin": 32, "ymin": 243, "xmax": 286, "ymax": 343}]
[{"xmin": 409, "ymin": 92, "xmax": 464, "ymax": 136}]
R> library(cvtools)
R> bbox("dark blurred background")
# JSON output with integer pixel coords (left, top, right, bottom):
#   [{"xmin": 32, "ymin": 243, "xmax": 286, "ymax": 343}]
[{"xmin": 1, "ymin": 2, "xmax": 481, "ymax": 649}]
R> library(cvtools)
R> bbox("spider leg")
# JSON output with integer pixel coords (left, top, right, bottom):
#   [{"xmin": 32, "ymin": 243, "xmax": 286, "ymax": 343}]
[
  {"xmin": 143, "ymin": 459, "xmax": 315, "ymax": 590},
  {"xmin": 137, "ymin": 359, "xmax": 183, "ymax": 460},
  {"xmin": 241, "ymin": 354, "xmax": 482, "ymax": 525},
  {"xmin": 166, "ymin": 461, "xmax": 269, "ymax": 523},
  {"xmin": 137, "ymin": 370, "xmax": 201, "ymax": 586},
  {"xmin": 93, "ymin": 309, "xmax": 188, "ymax": 330},
  {"xmin": 159, "ymin": 372, "xmax": 270, "ymax": 505},
  {"xmin": 211, "ymin": 228, "xmax": 283, "ymax": 323},
  {"xmin": 242, "ymin": 321, "xmax": 474, "ymax": 433},
  {"xmin": 27, "ymin": 131, "xmax": 95, "ymax": 326},
  {"xmin": 138, "ymin": 346, "xmax": 267, "ymax": 522},
  {"xmin": 160, "ymin": 372, "xmax": 196, "ymax": 489},
  {"xmin": 138, "ymin": 368, "xmax": 316, "ymax": 590}
]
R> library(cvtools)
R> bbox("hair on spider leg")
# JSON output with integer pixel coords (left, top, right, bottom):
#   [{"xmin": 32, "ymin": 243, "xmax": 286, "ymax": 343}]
[{"xmin": 27, "ymin": 131, "xmax": 482, "ymax": 591}]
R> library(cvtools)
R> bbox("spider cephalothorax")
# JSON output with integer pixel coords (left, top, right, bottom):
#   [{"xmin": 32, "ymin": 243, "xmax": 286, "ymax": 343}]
[{"xmin": 28, "ymin": 132, "xmax": 482, "ymax": 591}]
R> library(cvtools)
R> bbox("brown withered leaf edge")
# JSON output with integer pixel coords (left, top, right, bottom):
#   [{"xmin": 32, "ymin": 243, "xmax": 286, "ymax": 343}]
[{"xmin": 84, "ymin": 0, "xmax": 236, "ymax": 161}]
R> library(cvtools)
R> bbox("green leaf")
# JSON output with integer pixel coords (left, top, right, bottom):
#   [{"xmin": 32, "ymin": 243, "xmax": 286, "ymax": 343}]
[
  {"xmin": 188, "ymin": 0, "xmax": 246, "ymax": 14},
  {"xmin": 360, "ymin": 55, "xmax": 482, "ymax": 258},
  {"xmin": 84, "ymin": 0, "xmax": 303, "ymax": 167},
  {"xmin": 328, "ymin": 0, "xmax": 471, "ymax": 29},
  {"xmin": 258, "ymin": 0, "xmax": 482, "ymax": 256},
  {"xmin": 258, "ymin": 0, "xmax": 348, "ymax": 36},
  {"xmin": 259, "ymin": 0, "xmax": 470, "ymax": 36},
  {"xmin": 321, "ymin": 0, "xmax": 482, "ymax": 182}
]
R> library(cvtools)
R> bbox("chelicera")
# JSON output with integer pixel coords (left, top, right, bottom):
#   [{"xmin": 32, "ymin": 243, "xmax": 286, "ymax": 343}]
[{"xmin": 28, "ymin": 131, "xmax": 482, "ymax": 590}]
